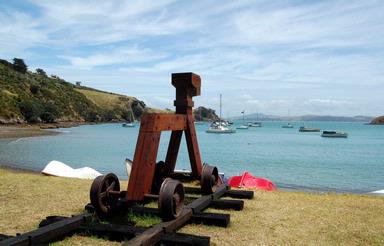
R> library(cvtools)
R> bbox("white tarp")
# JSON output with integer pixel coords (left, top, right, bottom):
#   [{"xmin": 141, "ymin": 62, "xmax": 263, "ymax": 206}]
[{"xmin": 42, "ymin": 160, "xmax": 102, "ymax": 179}]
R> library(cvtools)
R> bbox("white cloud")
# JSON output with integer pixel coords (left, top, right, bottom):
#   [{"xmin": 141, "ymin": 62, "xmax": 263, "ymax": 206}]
[
  {"xmin": 1, "ymin": 0, "xmax": 383, "ymax": 116},
  {"xmin": 60, "ymin": 46, "xmax": 167, "ymax": 69}
]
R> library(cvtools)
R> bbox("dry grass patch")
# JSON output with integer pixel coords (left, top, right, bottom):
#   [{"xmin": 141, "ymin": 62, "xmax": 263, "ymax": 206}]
[
  {"xmin": 0, "ymin": 167, "xmax": 383, "ymax": 245},
  {"xmin": 75, "ymin": 88, "xmax": 133, "ymax": 110}
]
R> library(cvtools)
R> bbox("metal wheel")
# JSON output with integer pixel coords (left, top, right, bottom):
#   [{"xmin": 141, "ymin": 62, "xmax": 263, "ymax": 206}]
[
  {"xmin": 201, "ymin": 164, "xmax": 219, "ymax": 194},
  {"xmin": 158, "ymin": 178, "xmax": 185, "ymax": 221},
  {"xmin": 90, "ymin": 173, "xmax": 120, "ymax": 217}
]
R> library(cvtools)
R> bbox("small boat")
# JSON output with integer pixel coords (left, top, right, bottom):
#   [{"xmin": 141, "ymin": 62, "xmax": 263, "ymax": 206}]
[
  {"xmin": 321, "ymin": 131, "xmax": 348, "ymax": 138},
  {"xmin": 228, "ymin": 172, "xmax": 276, "ymax": 191},
  {"xmin": 42, "ymin": 160, "xmax": 102, "ymax": 179},
  {"xmin": 299, "ymin": 126, "xmax": 320, "ymax": 132},
  {"xmin": 237, "ymin": 110, "xmax": 249, "ymax": 129},
  {"xmin": 247, "ymin": 122, "xmax": 262, "ymax": 127},
  {"xmin": 248, "ymin": 112, "xmax": 262, "ymax": 127},
  {"xmin": 207, "ymin": 121, "xmax": 236, "ymax": 133},
  {"xmin": 282, "ymin": 123, "xmax": 294, "ymax": 128},
  {"xmin": 206, "ymin": 94, "xmax": 236, "ymax": 134},
  {"xmin": 122, "ymin": 122, "xmax": 135, "ymax": 127},
  {"xmin": 236, "ymin": 125, "xmax": 249, "ymax": 129}
]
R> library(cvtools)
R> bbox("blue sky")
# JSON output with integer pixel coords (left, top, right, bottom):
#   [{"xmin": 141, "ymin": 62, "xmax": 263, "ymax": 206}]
[{"xmin": 1, "ymin": 0, "xmax": 383, "ymax": 117}]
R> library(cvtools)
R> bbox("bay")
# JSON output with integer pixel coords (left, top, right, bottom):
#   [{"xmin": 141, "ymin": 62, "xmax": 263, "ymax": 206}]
[{"xmin": 0, "ymin": 121, "xmax": 383, "ymax": 193}]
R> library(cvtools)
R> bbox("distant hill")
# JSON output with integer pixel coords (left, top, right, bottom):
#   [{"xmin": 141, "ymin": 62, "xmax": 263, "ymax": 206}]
[
  {"xmin": 231, "ymin": 113, "xmax": 373, "ymax": 122},
  {"xmin": 0, "ymin": 58, "xmax": 148, "ymax": 124},
  {"xmin": 370, "ymin": 116, "xmax": 384, "ymax": 125}
]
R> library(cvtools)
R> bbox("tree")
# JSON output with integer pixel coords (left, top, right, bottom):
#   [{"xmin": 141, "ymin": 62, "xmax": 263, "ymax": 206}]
[
  {"xmin": 13, "ymin": 58, "xmax": 27, "ymax": 73},
  {"xmin": 102, "ymin": 110, "xmax": 115, "ymax": 121},
  {"xmin": 40, "ymin": 103, "xmax": 59, "ymax": 123},
  {"xmin": 19, "ymin": 100, "xmax": 42, "ymax": 122},
  {"xmin": 36, "ymin": 68, "xmax": 47, "ymax": 77}
]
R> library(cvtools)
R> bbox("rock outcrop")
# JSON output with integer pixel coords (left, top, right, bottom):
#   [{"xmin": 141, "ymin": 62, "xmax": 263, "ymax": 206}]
[
  {"xmin": 370, "ymin": 116, "xmax": 384, "ymax": 125},
  {"xmin": 194, "ymin": 106, "xmax": 219, "ymax": 121}
]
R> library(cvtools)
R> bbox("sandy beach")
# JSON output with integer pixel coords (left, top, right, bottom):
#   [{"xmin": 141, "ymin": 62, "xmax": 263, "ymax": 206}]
[{"xmin": 0, "ymin": 126, "xmax": 59, "ymax": 139}]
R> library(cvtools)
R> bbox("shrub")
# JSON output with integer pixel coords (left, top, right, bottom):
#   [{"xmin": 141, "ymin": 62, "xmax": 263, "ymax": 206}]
[
  {"xmin": 30, "ymin": 84, "xmax": 39, "ymax": 94},
  {"xmin": 19, "ymin": 100, "xmax": 43, "ymax": 122},
  {"xmin": 40, "ymin": 103, "xmax": 59, "ymax": 123},
  {"xmin": 13, "ymin": 58, "xmax": 27, "ymax": 73},
  {"xmin": 36, "ymin": 68, "xmax": 47, "ymax": 77}
]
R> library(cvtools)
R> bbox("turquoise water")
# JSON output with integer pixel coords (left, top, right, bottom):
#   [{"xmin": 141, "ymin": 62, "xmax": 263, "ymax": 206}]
[{"xmin": 0, "ymin": 121, "xmax": 383, "ymax": 193}]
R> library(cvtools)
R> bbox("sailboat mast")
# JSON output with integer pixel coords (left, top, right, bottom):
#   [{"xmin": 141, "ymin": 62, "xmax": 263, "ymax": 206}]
[{"xmin": 220, "ymin": 94, "xmax": 222, "ymax": 122}]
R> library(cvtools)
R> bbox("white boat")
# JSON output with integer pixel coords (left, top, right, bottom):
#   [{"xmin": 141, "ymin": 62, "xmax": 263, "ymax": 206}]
[
  {"xmin": 122, "ymin": 122, "xmax": 135, "ymax": 127},
  {"xmin": 321, "ymin": 131, "xmax": 348, "ymax": 138},
  {"xmin": 247, "ymin": 122, "xmax": 262, "ymax": 127},
  {"xmin": 207, "ymin": 121, "xmax": 236, "ymax": 133},
  {"xmin": 236, "ymin": 125, "xmax": 249, "ymax": 129},
  {"xmin": 282, "ymin": 111, "xmax": 293, "ymax": 128},
  {"xmin": 206, "ymin": 94, "xmax": 235, "ymax": 134},
  {"xmin": 247, "ymin": 113, "xmax": 262, "ymax": 127},
  {"xmin": 237, "ymin": 110, "xmax": 249, "ymax": 129},
  {"xmin": 282, "ymin": 123, "xmax": 294, "ymax": 128},
  {"xmin": 42, "ymin": 160, "xmax": 102, "ymax": 179}
]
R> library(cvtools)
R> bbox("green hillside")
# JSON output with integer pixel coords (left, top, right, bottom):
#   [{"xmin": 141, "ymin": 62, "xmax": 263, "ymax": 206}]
[{"xmin": 0, "ymin": 58, "xmax": 145, "ymax": 124}]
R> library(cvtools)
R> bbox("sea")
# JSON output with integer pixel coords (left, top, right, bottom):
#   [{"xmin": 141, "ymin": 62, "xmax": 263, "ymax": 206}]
[{"xmin": 0, "ymin": 121, "xmax": 383, "ymax": 194}]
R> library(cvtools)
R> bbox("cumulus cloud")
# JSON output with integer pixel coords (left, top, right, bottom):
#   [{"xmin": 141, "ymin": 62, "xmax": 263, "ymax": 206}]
[{"xmin": 0, "ymin": 0, "xmax": 383, "ymax": 116}]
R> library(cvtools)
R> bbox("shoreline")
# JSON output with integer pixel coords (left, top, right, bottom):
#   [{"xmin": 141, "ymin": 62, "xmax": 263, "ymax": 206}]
[
  {"xmin": 1, "ymin": 163, "xmax": 381, "ymax": 196},
  {"xmin": 0, "ymin": 126, "xmax": 60, "ymax": 139},
  {"xmin": 0, "ymin": 121, "xmax": 104, "ymax": 139}
]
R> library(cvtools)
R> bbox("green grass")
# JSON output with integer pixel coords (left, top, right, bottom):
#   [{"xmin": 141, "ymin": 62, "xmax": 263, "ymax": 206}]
[
  {"xmin": 0, "ymin": 167, "xmax": 383, "ymax": 245},
  {"xmin": 0, "ymin": 62, "xmax": 149, "ymax": 123}
]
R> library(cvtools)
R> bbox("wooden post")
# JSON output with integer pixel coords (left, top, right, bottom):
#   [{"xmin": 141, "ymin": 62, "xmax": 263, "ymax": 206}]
[
  {"xmin": 127, "ymin": 73, "xmax": 203, "ymax": 201},
  {"xmin": 164, "ymin": 73, "xmax": 203, "ymax": 178}
]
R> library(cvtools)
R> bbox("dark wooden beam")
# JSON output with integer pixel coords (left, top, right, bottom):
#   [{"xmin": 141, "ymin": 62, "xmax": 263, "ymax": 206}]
[
  {"xmin": 224, "ymin": 189, "xmax": 254, "ymax": 199},
  {"xmin": 190, "ymin": 212, "xmax": 230, "ymax": 227},
  {"xmin": 210, "ymin": 199, "xmax": 244, "ymax": 211},
  {"xmin": 0, "ymin": 214, "xmax": 92, "ymax": 246}
]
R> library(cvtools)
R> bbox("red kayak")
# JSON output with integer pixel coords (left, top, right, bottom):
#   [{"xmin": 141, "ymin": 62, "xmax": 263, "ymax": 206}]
[{"xmin": 228, "ymin": 172, "xmax": 276, "ymax": 191}]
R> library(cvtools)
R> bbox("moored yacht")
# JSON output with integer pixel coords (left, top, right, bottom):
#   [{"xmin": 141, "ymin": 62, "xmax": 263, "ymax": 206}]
[
  {"xmin": 299, "ymin": 126, "xmax": 320, "ymax": 132},
  {"xmin": 247, "ymin": 122, "xmax": 262, "ymax": 127},
  {"xmin": 122, "ymin": 122, "xmax": 135, "ymax": 127},
  {"xmin": 282, "ymin": 122, "xmax": 294, "ymax": 128},
  {"xmin": 237, "ymin": 110, "xmax": 249, "ymax": 129},
  {"xmin": 206, "ymin": 94, "xmax": 235, "ymax": 134},
  {"xmin": 207, "ymin": 121, "xmax": 236, "ymax": 133},
  {"xmin": 321, "ymin": 131, "xmax": 348, "ymax": 138}
]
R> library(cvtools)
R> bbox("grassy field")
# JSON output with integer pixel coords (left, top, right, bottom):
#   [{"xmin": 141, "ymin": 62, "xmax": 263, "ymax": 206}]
[{"xmin": 0, "ymin": 167, "xmax": 383, "ymax": 245}]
